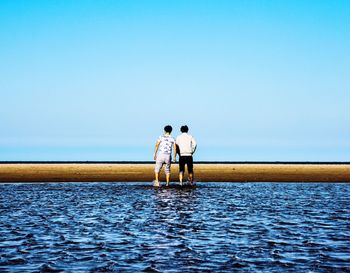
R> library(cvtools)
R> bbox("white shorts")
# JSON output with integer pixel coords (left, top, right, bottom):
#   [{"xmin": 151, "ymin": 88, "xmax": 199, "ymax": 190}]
[{"xmin": 155, "ymin": 153, "xmax": 172, "ymax": 174}]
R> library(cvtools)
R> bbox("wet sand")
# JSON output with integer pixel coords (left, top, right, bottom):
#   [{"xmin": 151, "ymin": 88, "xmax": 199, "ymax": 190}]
[{"xmin": 0, "ymin": 162, "xmax": 349, "ymax": 182}]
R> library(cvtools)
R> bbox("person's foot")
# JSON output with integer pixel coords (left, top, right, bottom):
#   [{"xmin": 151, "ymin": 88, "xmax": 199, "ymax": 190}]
[
  {"xmin": 180, "ymin": 181, "xmax": 183, "ymax": 186},
  {"xmin": 153, "ymin": 180, "xmax": 160, "ymax": 187},
  {"xmin": 166, "ymin": 183, "xmax": 169, "ymax": 187}
]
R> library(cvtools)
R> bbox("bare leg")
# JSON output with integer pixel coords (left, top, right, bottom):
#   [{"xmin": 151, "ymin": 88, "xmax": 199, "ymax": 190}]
[
  {"xmin": 166, "ymin": 173, "xmax": 170, "ymax": 186},
  {"xmin": 188, "ymin": 173, "xmax": 193, "ymax": 185},
  {"xmin": 155, "ymin": 172, "xmax": 159, "ymax": 183},
  {"xmin": 179, "ymin": 173, "xmax": 183, "ymax": 186}
]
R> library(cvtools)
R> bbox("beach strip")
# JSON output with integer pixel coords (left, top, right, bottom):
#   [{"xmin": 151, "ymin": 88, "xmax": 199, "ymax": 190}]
[{"xmin": 0, "ymin": 162, "xmax": 350, "ymax": 182}]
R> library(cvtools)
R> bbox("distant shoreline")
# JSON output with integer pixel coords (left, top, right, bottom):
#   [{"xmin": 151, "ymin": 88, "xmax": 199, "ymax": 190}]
[
  {"xmin": 1, "ymin": 162, "xmax": 350, "ymax": 182},
  {"xmin": 1, "ymin": 161, "xmax": 350, "ymax": 165}
]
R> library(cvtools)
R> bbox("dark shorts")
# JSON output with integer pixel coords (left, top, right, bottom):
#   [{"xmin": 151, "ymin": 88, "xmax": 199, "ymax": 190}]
[{"xmin": 179, "ymin": 156, "xmax": 193, "ymax": 174}]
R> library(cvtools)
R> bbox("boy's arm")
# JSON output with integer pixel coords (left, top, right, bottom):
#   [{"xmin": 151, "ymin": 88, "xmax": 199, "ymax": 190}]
[
  {"xmin": 154, "ymin": 141, "xmax": 160, "ymax": 160},
  {"xmin": 191, "ymin": 137, "xmax": 197, "ymax": 154}
]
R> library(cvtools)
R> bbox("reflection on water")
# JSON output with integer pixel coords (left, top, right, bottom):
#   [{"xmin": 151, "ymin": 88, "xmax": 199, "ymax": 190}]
[{"xmin": 0, "ymin": 182, "xmax": 349, "ymax": 272}]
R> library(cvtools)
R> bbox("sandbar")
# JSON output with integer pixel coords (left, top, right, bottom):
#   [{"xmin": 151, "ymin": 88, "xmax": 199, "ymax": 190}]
[{"xmin": 0, "ymin": 162, "xmax": 349, "ymax": 182}]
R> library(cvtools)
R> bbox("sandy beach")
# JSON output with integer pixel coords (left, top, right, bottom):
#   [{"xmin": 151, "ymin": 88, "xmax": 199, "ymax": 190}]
[{"xmin": 0, "ymin": 162, "xmax": 349, "ymax": 182}]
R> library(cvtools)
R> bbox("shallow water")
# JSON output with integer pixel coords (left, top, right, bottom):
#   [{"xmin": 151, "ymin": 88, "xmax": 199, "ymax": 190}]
[{"xmin": 0, "ymin": 182, "xmax": 349, "ymax": 273}]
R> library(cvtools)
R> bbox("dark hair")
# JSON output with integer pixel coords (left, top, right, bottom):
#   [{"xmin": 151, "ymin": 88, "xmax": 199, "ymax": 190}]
[
  {"xmin": 180, "ymin": 125, "xmax": 189, "ymax": 133},
  {"xmin": 164, "ymin": 125, "xmax": 172, "ymax": 133}
]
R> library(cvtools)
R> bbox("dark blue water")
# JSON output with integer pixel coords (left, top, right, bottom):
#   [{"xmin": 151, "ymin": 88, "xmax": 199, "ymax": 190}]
[{"xmin": 0, "ymin": 183, "xmax": 349, "ymax": 272}]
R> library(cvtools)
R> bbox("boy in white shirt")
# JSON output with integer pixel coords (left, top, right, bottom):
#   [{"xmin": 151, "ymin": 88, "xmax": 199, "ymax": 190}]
[
  {"xmin": 153, "ymin": 125, "xmax": 177, "ymax": 187},
  {"xmin": 176, "ymin": 125, "xmax": 197, "ymax": 185}
]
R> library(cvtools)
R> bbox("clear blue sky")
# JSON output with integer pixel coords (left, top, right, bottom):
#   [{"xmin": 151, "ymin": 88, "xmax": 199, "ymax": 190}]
[{"xmin": 1, "ymin": 0, "xmax": 349, "ymax": 161}]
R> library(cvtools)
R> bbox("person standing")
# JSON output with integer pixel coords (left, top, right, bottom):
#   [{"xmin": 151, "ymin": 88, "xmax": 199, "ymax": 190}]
[
  {"xmin": 176, "ymin": 125, "xmax": 197, "ymax": 185},
  {"xmin": 154, "ymin": 125, "xmax": 177, "ymax": 187}
]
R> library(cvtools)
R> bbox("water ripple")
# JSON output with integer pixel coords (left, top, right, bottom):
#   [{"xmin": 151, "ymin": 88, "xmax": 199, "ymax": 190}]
[{"xmin": 0, "ymin": 182, "xmax": 350, "ymax": 272}]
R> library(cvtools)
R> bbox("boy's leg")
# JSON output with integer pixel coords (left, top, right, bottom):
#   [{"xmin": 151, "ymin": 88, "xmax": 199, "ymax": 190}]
[
  {"xmin": 154, "ymin": 155, "xmax": 165, "ymax": 184},
  {"xmin": 187, "ymin": 156, "xmax": 194, "ymax": 184},
  {"xmin": 188, "ymin": 173, "xmax": 193, "ymax": 184},
  {"xmin": 165, "ymin": 155, "xmax": 171, "ymax": 186},
  {"xmin": 179, "ymin": 156, "xmax": 185, "ymax": 186},
  {"xmin": 155, "ymin": 172, "xmax": 160, "ymax": 182}
]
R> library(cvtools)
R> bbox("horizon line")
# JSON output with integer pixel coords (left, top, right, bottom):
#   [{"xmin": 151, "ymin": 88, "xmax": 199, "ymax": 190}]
[{"xmin": 1, "ymin": 161, "xmax": 350, "ymax": 165}]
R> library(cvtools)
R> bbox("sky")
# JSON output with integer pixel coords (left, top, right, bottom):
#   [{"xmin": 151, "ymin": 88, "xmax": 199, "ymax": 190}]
[{"xmin": 0, "ymin": 0, "xmax": 349, "ymax": 161}]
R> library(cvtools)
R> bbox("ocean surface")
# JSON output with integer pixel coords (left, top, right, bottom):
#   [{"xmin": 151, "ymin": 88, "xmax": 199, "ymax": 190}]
[{"xmin": 0, "ymin": 182, "xmax": 349, "ymax": 272}]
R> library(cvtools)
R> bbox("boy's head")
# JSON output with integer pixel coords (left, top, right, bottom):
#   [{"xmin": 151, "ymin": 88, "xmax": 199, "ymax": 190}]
[
  {"xmin": 180, "ymin": 125, "xmax": 189, "ymax": 133},
  {"xmin": 164, "ymin": 125, "xmax": 172, "ymax": 133}
]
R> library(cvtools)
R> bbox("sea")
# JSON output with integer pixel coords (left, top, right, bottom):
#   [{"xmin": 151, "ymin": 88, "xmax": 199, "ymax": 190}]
[{"xmin": 0, "ymin": 182, "xmax": 349, "ymax": 272}]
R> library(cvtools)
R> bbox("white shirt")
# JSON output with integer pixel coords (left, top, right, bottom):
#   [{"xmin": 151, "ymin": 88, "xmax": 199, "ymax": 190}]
[
  {"xmin": 176, "ymin": 133, "xmax": 197, "ymax": 156},
  {"xmin": 157, "ymin": 135, "xmax": 175, "ymax": 155}
]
